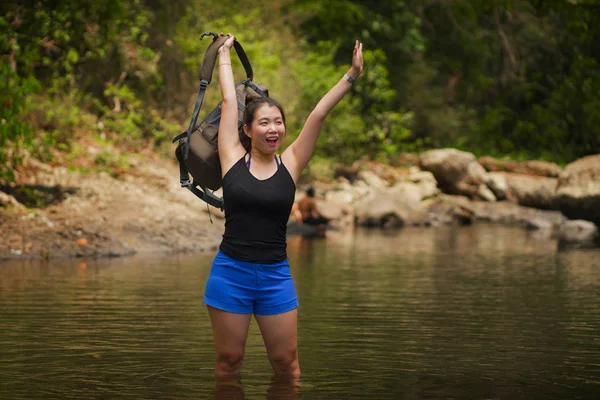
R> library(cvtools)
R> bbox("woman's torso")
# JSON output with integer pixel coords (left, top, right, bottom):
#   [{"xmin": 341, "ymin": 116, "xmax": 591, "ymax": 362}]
[{"xmin": 219, "ymin": 155, "xmax": 296, "ymax": 263}]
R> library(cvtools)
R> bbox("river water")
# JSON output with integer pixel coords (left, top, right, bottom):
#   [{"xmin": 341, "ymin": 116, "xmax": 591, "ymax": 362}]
[{"xmin": 1, "ymin": 224, "xmax": 599, "ymax": 399}]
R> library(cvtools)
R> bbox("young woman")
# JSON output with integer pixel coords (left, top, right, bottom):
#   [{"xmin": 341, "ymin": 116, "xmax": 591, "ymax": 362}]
[{"xmin": 203, "ymin": 33, "xmax": 363, "ymax": 380}]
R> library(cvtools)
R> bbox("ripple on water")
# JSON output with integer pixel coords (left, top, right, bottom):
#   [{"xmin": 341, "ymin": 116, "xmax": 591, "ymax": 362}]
[{"xmin": 1, "ymin": 225, "xmax": 599, "ymax": 399}]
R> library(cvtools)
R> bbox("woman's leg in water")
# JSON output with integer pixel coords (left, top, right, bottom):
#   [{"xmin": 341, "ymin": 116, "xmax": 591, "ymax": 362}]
[
  {"xmin": 255, "ymin": 309, "xmax": 300, "ymax": 379},
  {"xmin": 207, "ymin": 306, "xmax": 252, "ymax": 378}
]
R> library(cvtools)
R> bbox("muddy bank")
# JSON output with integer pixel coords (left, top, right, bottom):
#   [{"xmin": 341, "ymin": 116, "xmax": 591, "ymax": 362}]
[{"xmin": 1, "ymin": 155, "xmax": 224, "ymax": 262}]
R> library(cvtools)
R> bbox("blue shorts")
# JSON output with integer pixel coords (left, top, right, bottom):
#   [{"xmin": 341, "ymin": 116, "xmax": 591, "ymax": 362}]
[{"xmin": 203, "ymin": 250, "xmax": 299, "ymax": 315}]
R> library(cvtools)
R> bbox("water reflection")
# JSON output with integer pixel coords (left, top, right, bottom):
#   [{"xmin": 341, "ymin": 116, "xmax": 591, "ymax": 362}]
[
  {"xmin": 211, "ymin": 376, "xmax": 299, "ymax": 400},
  {"xmin": 1, "ymin": 224, "xmax": 599, "ymax": 399}
]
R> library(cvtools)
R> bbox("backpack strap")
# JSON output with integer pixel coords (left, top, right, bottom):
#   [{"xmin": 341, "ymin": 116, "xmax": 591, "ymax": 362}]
[
  {"xmin": 175, "ymin": 144, "xmax": 224, "ymax": 211},
  {"xmin": 199, "ymin": 31, "xmax": 253, "ymax": 83}
]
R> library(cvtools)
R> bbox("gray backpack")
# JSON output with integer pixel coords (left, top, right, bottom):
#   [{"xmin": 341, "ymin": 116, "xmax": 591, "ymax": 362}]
[{"xmin": 172, "ymin": 32, "xmax": 268, "ymax": 210}]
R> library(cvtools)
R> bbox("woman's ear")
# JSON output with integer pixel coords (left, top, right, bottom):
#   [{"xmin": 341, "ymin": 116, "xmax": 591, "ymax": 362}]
[{"xmin": 243, "ymin": 124, "xmax": 252, "ymax": 138}]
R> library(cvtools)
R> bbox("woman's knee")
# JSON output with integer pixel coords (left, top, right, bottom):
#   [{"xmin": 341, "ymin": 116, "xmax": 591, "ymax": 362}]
[
  {"xmin": 215, "ymin": 350, "xmax": 245, "ymax": 377},
  {"xmin": 269, "ymin": 348, "xmax": 300, "ymax": 375}
]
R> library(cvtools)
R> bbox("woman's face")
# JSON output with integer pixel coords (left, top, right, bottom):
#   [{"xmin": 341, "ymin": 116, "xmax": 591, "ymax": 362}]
[{"xmin": 244, "ymin": 104, "xmax": 286, "ymax": 154}]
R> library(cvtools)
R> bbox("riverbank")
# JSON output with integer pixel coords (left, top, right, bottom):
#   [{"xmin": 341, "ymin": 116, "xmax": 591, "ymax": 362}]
[
  {"xmin": 1, "ymin": 149, "xmax": 599, "ymax": 262},
  {"xmin": 1, "ymin": 153, "xmax": 224, "ymax": 262}
]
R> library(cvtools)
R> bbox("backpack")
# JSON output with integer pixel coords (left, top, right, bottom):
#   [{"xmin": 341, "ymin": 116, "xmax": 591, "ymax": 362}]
[{"xmin": 172, "ymin": 32, "xmax": 268, "ymax": 211}]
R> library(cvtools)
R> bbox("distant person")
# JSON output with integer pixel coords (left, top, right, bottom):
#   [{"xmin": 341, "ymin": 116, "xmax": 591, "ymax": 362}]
[
  {"xmin": 203, "ymin": 33, "xmax": 363, "ymax": 382},
  {"xmin": 292, "ymin": 187, "xmax": 330, "ymax": 235}
]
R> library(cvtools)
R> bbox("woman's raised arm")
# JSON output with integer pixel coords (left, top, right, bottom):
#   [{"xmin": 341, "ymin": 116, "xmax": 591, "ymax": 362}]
[
  {"xmin": 283, "ymin": 40, "xmax": 363, "ymax": 182},
  {"xmin": 217, "ymin": 34, "xmax": 246, "ymax": 176}
]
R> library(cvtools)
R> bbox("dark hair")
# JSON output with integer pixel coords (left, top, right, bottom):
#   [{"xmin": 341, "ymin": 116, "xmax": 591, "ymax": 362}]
[
  {"xmin": 240, "ymin": 97, "xmax": 286, "ymax": 152},
  {"xmin": 306, "ymin": 187, "xmax": 315, "ymax": 197}
]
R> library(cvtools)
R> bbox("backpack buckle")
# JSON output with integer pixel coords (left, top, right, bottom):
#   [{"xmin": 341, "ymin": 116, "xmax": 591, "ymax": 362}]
[
  {"xmin": 180, "ymin": 178, "xmax": 191, "ymax": 188},
  {"xmin": 199, "ymin": 79, "xmax": 209, "ymax": 89}
]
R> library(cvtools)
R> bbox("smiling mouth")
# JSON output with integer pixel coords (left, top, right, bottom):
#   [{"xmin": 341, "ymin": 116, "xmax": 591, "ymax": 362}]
[{"xmin": 266, "ymin": 137, "xmax": 278, "ymax": 145}]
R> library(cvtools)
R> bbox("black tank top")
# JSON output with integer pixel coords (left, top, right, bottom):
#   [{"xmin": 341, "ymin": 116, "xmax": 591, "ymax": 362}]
[{"xmin": 219, "ymin": 155, "xmax": 296, "ymax": 263}]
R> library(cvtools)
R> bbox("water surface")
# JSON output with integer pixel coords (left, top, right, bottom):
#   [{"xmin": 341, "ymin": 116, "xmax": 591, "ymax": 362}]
[{"xmin": 1, "ymin": 224, "xmax": 599, "ymax": 399}]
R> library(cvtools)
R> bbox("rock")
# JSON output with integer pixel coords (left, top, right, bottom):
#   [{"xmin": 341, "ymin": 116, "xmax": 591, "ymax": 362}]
[
  {"xmin": 389, "ymin": 181, "xmax": 423, "ymax": 203},
  {"xmin": 521, "ymin": 160, "xmax": 562, "ymax": 178},
  {"xmin": 405, "ymin": 170, "xmax": 439, "ymax": 199},
  {"xmin": 478, "ymin": 156, "xmax": 562, "ymax": 177},
  {"xmin": 324, "ymin": 189, "xmax": 354, "ymax": 205},
  {"xmin": 317, "ymin": 200, "xmax": 354, "ymax": 231},
  {"xmin": 0, "ymin": 191, "xmax": 25, "ymax": 209},
  {"xmin": 479, "ymin": 156, "xmax": 519, "ymax": 173},
  {"xmin": 419, "ymin": 148, "xmax": 490, "ymax": 200},
  {"xmin": 487, "ymin": 172, "xmax": 508, "ymax": 200},
  {"xmin": 504, "ymin": 173, "xmax": 558, "ymax": 210},
  {"xmin": 425, "ymin": 195, "xmax": 476, "ymax": 225},
  {"xmin": 555, "ymin": 154, "xmax": 600, "ymax": 225},
  {"xmin": 558, "ymin": 220, "xmax": 599, "ymax": 248},
  {"xmin": 315, "ymin": 199, "xmax": 347, "ymax": 221},
  {"xmin": 468, "ymin": 199, "xmax": 566, "ymax": 226},
  {"xmin": 357, "ymin": 170, "xmax": 388, "ymax": 190},
  {"xmin": 477, "ymin": 184, "xmax": 497, "ymax": 202},
  {"xmin": 354, "ymin": 189, "xmax": 429, "ymax": 228},
  {"xmin": 0, "ymin": 191, "xmax": 11, "ymax": 207},
  {"xmin": 525, "ymin": 218, "xmax": 555, "ymax": 232},
  {"xmin": 350, "ymin": 179, "xmax": 374, "ymax": 201}
]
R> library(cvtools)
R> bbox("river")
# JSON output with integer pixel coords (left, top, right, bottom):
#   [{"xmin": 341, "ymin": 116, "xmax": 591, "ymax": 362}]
[{"xmin": 1, "ymin": 224, "xmax": 599, "ymax": 399}]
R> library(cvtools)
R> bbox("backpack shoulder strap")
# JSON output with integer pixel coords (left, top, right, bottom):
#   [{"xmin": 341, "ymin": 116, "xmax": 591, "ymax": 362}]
[{"xmin": 199, "ymin": 32, "xmax": 253, "ymax": 83}]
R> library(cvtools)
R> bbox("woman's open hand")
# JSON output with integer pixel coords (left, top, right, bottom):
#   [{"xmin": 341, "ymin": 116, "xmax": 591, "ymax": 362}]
[{"xmin": 350, "ymin": 40, "xmax": 363, "ymax": 78}]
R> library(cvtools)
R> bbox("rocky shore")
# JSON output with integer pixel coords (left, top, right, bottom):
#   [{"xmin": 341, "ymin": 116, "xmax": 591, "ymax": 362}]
[
  {"xmin": 293, "ymin": 149, "xmax": 600, "ymax": 249},
  {"xmin": 1, "ymin": 149, "xmax": 599, "ymax": 262}
]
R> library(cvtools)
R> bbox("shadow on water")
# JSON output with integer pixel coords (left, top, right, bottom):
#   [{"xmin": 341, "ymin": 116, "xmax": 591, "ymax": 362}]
[{"xmin": 1, "ymin": 224, "xmax": 599, "ymax": 399}]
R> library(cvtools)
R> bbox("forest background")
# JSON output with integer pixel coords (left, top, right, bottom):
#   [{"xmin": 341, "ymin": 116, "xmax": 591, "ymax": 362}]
[{"xmin": 2, "ymin": 0, "xmax": 600, "ymax": 184}]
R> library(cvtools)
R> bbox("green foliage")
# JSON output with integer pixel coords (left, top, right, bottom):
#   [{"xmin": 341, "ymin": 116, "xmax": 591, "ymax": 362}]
[
  {"xmin": 0, "ymin": 62, "xmax": 38, "ymax": 180},
  {"xmin": 94, "ymin": 151, "xmax": 133, "ymax": 176},
  {"xmin": 290, "ymin": 0, "xmax": 600, "ymax": 162},
  {"xmin": 303, "ymin": 155, "xmax": 337, "ymax": 182},
  {"xmin": 513, "ymin": 54, "xmax": 600, "ymax": 159},
  {"xmin": 0, "ymin": 0, "xmax": 180, "ymax": 171},
  {"xmin": 290, "ymin": 42, "xmax": 414, "ymax": 163},
  {"xmin": 2, "ymin": 0, "xmax": 600, "ymax": 181},
  {"xmin": 28, "ymin": 96, "xmax": 88, "ymax": 161}
]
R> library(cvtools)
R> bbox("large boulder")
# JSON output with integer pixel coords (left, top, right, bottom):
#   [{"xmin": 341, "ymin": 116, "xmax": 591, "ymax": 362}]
[
  {"xmin": 555, "ymin": 154, "xmax": 600, "ymax": 224},
  {"xmin": 325, "ymin": 178, "xmax": 371, "ymax": 204},
  {"xmin": 425, "ymin": 195, "xmax": 477, "ymax": 226},
  {"xmin": 419, "ymin": 148, "xmax": 493, "ymax": 200},
  {"xmin": 354, "ymin": 189, "xmax": 429, "ymax": 229},
  {"xmin": 317, "ymin": 199, "xmax": 354, "ymax": 231},
  {"xmin": 504, "ymin": 173, "xmax": 558, "ymax": 210}
]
